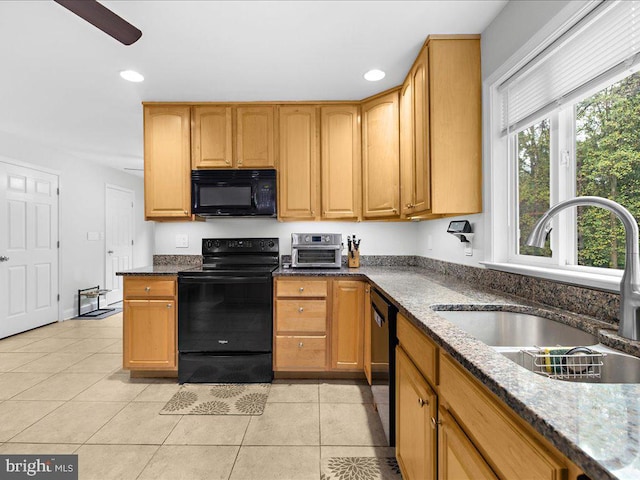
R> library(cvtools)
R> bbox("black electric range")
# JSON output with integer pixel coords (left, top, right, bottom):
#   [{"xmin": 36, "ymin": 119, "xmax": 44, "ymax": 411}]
[{"xmin": 177, "ymin": 238, "xmax": 279, "ymax": 383}]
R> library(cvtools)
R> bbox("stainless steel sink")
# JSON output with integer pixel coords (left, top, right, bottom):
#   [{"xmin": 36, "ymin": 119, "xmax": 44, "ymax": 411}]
[
  {"xmin": 436, "ymin": 310, "xmax": 598, "ymax": 347},
  {"xmin": 435, "ymin": 310, "xmax": 640, "ymax": 383},
  {"xmin": 500, "ymin": 346, "xmax": 640, "ymax": 384}
]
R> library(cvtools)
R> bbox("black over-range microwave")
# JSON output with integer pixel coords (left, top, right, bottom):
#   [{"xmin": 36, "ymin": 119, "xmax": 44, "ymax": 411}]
[{"xmin": 191, "ymin": 169, "xmax": 277, "ymax": 217}]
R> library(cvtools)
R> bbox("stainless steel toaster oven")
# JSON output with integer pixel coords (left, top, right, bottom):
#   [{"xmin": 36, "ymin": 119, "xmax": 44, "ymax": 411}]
[{"xmin": 291, "ymin": 233, "xmax": 342, "ymax": 268}]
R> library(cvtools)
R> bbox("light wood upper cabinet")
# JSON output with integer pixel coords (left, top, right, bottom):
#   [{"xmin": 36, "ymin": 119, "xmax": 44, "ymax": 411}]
[
  {"xmin": 400, "ymin": 49, "xmax": 430, "ymax": 216},
  {"xmin": 400, "ymin": 36, "xmax": 481, "ymax": 219},
  {"xmin": 429, "ymin": 38, "xmax": 481, "ymax": 215},
  {"xmin": 331, "ymin": 280, "xmax": 364, "ymax": 370},
  {"xmin": 236, "ymin": 106, "xmax": 275, "ymax": 168},
  {"xmin": 321, "ymin": 105, "xmax": 361, "ymax": 220},
  {"xmin": 278, "ymin": 106, "xmax": 320, "ymax": 220},
  {"xmin": 144, "ymin": 105, "xmax": 192, "ymax": 219},
  {"xmin": 361, "ymin": 90, "xmax": 400, "ymax": 219},
  {"xmin": 192, "ymin": 106, "xmax": 233, "ymax": 168},
  {"xmin": 193, "ymin": 105, "xmax": 275, "ymax": 169}
]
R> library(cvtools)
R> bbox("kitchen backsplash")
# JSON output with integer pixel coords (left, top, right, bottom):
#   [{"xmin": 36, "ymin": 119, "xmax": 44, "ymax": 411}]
[{"xmin": 154, "ymin": 254, "xmax": 619, "ymax": 326}]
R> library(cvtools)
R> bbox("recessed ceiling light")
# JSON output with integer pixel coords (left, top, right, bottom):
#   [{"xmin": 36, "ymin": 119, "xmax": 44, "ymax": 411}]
[
  {"xmin": 120, "ymin": 70, "xmax": 144, "ymax": 82},
  {"xmin": 364, "ymin": 69, "xmax": 385, "ymax": 82}
]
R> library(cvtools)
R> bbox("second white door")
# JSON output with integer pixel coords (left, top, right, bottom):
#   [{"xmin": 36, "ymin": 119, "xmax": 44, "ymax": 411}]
[{"xmin": 105, "ymin": 185, "xmax": 134, "ymax": 305}]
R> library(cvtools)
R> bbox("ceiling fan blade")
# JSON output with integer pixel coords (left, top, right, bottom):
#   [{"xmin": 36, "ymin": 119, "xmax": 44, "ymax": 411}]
[{"xmin": 54, "ymin": 0, "xmax": 142, "ymax": 46}]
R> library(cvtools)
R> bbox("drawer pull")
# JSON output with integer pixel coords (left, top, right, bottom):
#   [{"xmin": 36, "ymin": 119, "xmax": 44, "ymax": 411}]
[
  {"xmin": 298, "ymin": 307, "xmax": 304, "ymax": 312},
  {"xmin": 167, "ymin": 304, "xmax": 172, "ymax": 308},
  {"xmin": 145, "ymin": 286, "xmax": 151, "ymax": 292},
  {"xmin": 431, "ymin": 417, "xmax": 441, "ymax": 429},
  {"xmin": 299, "ymin": 287, "xmax": 304, "ymax": 292},
  {"xmin": 418, "ymin": 397, "xmax": 428, "ymax": 407},
  {"xmin": 298, "ymin": 342, "xmax": 304, "ymax": 348}
]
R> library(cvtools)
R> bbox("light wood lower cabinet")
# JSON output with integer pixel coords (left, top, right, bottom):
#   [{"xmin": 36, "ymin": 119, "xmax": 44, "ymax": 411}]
[
  {"xmin": 331, "ymin": 280, "xmax": 364, "ymax": 370},
  {"xmin": 438, "ymin": 407, "xmax": 498, "ymax": 480},
  {"xmin": 273, "ymin": 277, "xmax": 366, "ymax": 373},
  {"xmin": 396, "ymin": 346, "xmax": 437, "ymax": 480},
  {"xmin": 123, "ymin": 276, "xmax": 177, "ymax": 371},
  {"xmin": 396, "ymin": 313, "xmax": 587, "ymax": 480}
]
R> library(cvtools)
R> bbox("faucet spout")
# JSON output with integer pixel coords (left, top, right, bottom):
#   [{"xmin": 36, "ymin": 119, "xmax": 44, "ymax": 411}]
[{"xmin": 526, "ymin": 196, "xmax": 640, "ymax": 341}]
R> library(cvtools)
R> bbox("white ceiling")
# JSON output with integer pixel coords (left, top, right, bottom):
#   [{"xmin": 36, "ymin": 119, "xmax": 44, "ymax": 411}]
[{"xmin": 0, "ymin": 1, "xmax": 507, "ymax": 174}]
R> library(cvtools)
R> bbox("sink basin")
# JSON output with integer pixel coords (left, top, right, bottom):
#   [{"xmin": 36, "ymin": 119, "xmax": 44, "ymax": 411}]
[
  {"xmin": 500, "ymin": 347, "xmax": 640, "ymax": 384},
  {"xmin": 436, "ymin": 310, "xmax": 598, "ymax": 347}
]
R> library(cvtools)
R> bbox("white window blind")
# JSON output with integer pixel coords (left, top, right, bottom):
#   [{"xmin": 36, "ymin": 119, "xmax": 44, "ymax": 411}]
[{"xmin": 500, "ymin": 0, "xmax": 640, "ymax": 135}]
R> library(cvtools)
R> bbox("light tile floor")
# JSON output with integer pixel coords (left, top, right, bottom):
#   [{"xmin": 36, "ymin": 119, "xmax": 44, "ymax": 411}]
[{"xmin": 0, "ymin": 313, "xmax": 395, "ymax": 479}]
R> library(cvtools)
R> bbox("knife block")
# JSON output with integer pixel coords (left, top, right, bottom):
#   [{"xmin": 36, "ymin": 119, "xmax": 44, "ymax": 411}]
[{"xmin": 348, "ymin": 250, "xmax": 360, "ymax": 268}]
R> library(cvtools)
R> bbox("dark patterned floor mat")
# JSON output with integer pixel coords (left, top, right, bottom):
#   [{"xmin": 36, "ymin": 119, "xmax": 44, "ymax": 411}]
[
  {"xmin": 321, "ymin": 457, "xmax": 402, "ymax": 480},
  {"xmin": 160, "ymin": 383, "xmax": 269, "ymax": 415}
]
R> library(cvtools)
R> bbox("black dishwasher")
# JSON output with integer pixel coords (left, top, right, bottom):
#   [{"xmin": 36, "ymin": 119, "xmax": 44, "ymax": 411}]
[{"xmin": 370, "ymin": 288, "xmax": 398, "ymax": 446}]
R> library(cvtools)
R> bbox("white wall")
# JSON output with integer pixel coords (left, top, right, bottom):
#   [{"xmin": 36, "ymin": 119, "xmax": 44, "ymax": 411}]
[
  {"xmin": 0, "ymin": 131, "xmax": 154, "ymax": 320},
  {"xmin": 154, "ymin": 219, "xmax": 420, "ymax": 256}
]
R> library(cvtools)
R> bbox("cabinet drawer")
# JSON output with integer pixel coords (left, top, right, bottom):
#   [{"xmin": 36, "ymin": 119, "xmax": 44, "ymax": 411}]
[
  {"xmin": 274, "ymin": 336, "xmax": 327, "ymax": 370},
  {"xmin": 276, "ymin": 278, "xmax": 328, "ymax": 298},
  {"xmin": 439, "ymin": 353, "xmax": 567, "ymax": 480},
  {"xmin": 275, "ymin": 300, "xmax": 327, "ymax": 333},
  {"xmin": 397, "ymin": 313, "xmax": 438, "ymax": 385},
  {"xmin": 124, "ymin": 277, "xmax": 176, "ymax": 298}
]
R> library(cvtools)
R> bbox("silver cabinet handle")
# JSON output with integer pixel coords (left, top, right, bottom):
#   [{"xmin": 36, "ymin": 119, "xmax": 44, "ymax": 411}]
[
  {"xmin": 418, "ymin": 397, "xmax": 428, "ymax": 407},
  {"xmin": 145, "ymin": 286, "xmax": 151, "ymax": 292},
  {"xmin": 299, "ymin": 287, "xmax": 304, "ymax": 292},
  {"xmin": 0, "ymin": 256, "xmax": 9, "ymax": 262},
  {"xmin": 431, "ymin": 417, "xmax": 441, "ymax": 429},
  {"xmin": 298, "ymin": 342, "xmax": 304, "ymax": 348},
  {"xmin": 167, "ymin": 304, "xmax": 172, "ymax": 308},
  {"xmin": 298, "ymin": 307, "xmax": 304, "ymax": 313}
]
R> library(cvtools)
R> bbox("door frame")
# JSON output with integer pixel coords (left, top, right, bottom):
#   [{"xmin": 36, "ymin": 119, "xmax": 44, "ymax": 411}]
[
  {"xmin": 105, "ymin": 183, "xmax": 135, "ymax": 305},
  {"xmin": 0, "ymin": 155, "xmax": 61, "ymax": 323}
]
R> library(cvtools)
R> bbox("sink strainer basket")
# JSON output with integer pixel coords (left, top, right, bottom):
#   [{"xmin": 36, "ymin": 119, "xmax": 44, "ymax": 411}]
[{"xmin": 520, "ymin": 346, "xmax": 605, "ymax": 380}]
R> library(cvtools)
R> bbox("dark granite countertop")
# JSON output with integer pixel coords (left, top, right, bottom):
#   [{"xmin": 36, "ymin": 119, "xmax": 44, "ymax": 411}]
[
  {"xmin": 115, "ymin": 265, "xmax": 195, "ymax": 276},
  {"xmin": 120, "ymin": 262, "xmax": 639, "ymax": 478}
]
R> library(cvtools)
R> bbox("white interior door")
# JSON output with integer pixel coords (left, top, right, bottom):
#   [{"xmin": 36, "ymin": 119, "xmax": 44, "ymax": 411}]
[
  {"xmin": 105, "ymin": 185, "xmax": 134, "ymax": 304},
  {"xmin": 0, "ymin": 161, "xmax": 59, "ymax": 339}
]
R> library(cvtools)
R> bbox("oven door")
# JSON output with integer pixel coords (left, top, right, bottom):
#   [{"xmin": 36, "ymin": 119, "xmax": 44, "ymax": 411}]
[
  {"xmin": 291, "ymin": 246, "xmax": 341, "ymax": 268},
  {"xmin": 178, "ymin": 272, "xmax": 273, "ymax": 353}
]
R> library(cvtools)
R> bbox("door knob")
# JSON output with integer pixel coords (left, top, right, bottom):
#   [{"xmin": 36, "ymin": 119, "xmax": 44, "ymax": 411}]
[{"xmin": 0, "ymin": 256, "xmax": 8, "ymax": 262}]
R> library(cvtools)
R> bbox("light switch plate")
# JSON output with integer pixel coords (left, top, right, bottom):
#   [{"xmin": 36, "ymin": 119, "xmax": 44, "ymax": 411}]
[
  {"xmin": 175, "ymin": 234, "xmax": 189, "ymax": 248},
  {"xmin": 87, "ymin": 232, "xmax": 99, "ymax": 241}
]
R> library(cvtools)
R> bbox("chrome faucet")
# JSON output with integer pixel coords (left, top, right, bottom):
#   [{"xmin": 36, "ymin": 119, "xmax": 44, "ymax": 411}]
[{"xmin": 526, "ymin": 196, "xmax": 640, "ymax": 341}]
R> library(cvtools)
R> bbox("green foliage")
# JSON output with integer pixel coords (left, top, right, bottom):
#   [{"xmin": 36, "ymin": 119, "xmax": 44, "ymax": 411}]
[
  {"xmin": 576, "ymin": 72, "xmax": 640, "ymax": 269},
  {"xmin": 517, "ymin": 71, "xmax": 640, "ymax": 269}
]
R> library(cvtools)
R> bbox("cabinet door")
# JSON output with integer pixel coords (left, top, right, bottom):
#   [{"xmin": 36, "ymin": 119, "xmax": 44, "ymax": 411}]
[
  {"xmin": 411, "ymin": 49, "xmax": 431, "ymax": 214},
  {"xmin": 396, "ymin": 346, "xmax": 437, "ymax": 480},
  {"xmin": 278, "ymin": 106, "xmax": 319, "ymax": 219},
  {"xmin": 428, "ymin": 38, "xmax": 481, "ymax": 214},
  {"xmin": 331, "ymin": 280, "xmax": 364, "ymax": 370},
  {"xmin": 361, "ymin": 91, "xmax": 400, "ymax": 219},
  {"xmin": 192, "ymin": 106, "xmax": 233, "ymax": 168},
  {"xmin": 400, "ymin": 76, "xmax": 415, "ymax": 217},
  {"xmin": 438, "ymin": 407, "xmax": 498, "ymax": 480},
  {"xmin": 123, "ymin": 299, "xmax": 176, "ymax": 370},
  {"xmin": 144, "ymin": 106, "xmax": 191, "ymax": 219},
  {"xmin": 236, "ymin": 106, "xmax": 275, "ymax": 168},
  {"xmin": 321, "ymin": 105, "xmax": 361, "ymax": 220}
]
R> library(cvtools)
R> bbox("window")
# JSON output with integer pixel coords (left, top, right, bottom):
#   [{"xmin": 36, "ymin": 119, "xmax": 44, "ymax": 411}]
[{"xmin": 488, "ymin": 1, "xmax": 640, "ymax": 289}]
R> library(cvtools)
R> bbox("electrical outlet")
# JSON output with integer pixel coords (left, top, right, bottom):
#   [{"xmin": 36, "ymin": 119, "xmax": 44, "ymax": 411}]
[
  {"xmin": 175, "ymin": 234, "xmax": 189, "ymax": 248},
  {"xmin": 427, "ymin": 235, "xmax": 433, "ymax": 250},
  {"xmin": 465, "ymin": 244, "xmax": 473, "ymax": 256}
]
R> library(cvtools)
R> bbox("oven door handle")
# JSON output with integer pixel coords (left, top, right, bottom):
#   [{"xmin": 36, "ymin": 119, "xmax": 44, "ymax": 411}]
[{"xmin": 179, "ymin": 275, "xmax": 272, "ymax": 284}]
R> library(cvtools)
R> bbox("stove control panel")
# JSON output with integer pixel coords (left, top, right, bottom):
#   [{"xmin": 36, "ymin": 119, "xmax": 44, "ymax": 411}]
[{"xmin": 202, "ymin": 238, "xmax": 279, "ymax": 254}]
